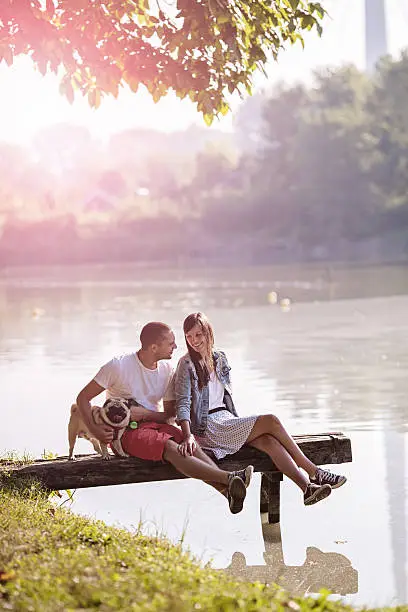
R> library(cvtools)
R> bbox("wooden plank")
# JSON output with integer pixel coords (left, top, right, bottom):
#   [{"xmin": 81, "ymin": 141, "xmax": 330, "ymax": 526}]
[{"xmin": 0, "ymin": 432, "xmax": 352, "ymax": 491}]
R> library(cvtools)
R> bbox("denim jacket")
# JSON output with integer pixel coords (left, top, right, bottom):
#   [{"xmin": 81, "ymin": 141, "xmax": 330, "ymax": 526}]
[{"xmin": 175, "ymin": 350, "xmax": 238, "ymax": 436}]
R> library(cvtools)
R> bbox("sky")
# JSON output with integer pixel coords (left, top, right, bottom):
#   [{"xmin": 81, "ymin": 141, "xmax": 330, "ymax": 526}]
[{"xmin": 0, "ymin": 0, "xmax": 407, "ymax": 146}]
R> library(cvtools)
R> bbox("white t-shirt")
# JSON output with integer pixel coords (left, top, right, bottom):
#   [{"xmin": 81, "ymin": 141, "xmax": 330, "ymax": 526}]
[
  {"xmin": 94, "ymin": 352, "xmax": 175, "ymax": 412},
  {"xmin": 208, "ymin": 371, "xmax": 225, "ymax": 411}
]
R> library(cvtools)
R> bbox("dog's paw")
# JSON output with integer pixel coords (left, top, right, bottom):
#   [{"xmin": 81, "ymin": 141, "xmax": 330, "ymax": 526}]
[
  {"xmin": 101, "ymin": 454, "xmax": 111, "ymax": 460},
  {"xmin": 68, "ymin": 455, "xmax": 76, "ymax": 461}
]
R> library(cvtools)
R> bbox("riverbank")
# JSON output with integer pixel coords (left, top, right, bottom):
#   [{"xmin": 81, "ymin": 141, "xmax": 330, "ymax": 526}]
[
  {"xmin": 0, "ymin": 483, "xmax": 405, "ymax": 612},
  {"xmin": 0, "ymin": 215, "xmax": 407, "ymax": 268}
]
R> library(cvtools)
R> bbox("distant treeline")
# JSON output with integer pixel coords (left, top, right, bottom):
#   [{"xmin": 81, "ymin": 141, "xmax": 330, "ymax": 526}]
[{"xmin": 1, "ymin": 52, "xmax": 408, "ymax": 267}]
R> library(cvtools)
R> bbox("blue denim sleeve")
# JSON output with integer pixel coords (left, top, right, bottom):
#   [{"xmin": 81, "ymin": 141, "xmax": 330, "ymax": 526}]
[{"xmin": 175, "ymin": 358, "xmax": 192, "ymax": 422}]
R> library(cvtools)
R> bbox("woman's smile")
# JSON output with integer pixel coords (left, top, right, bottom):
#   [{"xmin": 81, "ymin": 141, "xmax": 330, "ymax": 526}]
[{"xmin": 185, "ymin": 323, "xmax": 207, "ymax": 353}]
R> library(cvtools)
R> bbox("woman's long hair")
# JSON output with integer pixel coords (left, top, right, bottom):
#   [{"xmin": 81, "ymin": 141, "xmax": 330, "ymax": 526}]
[{"xmin": 183, "ymin": 312, "xmax": 215, "ymax": 390}]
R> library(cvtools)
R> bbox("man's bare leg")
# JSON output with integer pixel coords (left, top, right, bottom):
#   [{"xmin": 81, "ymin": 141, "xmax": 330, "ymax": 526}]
[
  {"xmin": 163, "ymin": 440, "xmax": 251, "ymax": 513},
  {"xmin": 193, "ymin": 446, "xmax": 227, "ymax": 495},
  {"xmin": 163, "ymin": 440, "xmax": 230, "ymax": 485}
]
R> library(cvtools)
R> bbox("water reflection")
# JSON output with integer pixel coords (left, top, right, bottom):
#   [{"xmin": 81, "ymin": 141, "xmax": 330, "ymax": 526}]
[
  {"xmin": 0, "ymin": 263, "xmax": 407, "ymax": 606},
  {"xmin": 226, "ymin": 522, "xmax": 358, "ymax": 597},
  {"xmin": 384, "ymin": 430, "xmax": 407, "ymax": 604}
]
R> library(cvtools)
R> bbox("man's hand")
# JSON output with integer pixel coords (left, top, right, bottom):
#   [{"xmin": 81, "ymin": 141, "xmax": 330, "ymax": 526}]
[
  {"xmin": 90, "ymin": 422, "xmax": 114, "ymax": 444},
  {"xmin": 76, "ymin": 380, "xmax": 113, "ymax": 444},
  {"xmin": 178, "ymin": 434, "xmax": 197, "ymax": 456}
]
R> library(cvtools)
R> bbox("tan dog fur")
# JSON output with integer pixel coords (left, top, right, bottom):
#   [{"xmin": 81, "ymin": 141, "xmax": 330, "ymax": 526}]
[{"xmin": 68, "ymin": 398, "xmax": 131, "ymax": 460}]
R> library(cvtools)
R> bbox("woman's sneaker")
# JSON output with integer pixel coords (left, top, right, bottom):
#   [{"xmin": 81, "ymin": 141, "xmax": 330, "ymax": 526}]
[
  {"xmin": 311, "ymin": 467, "xmax": 347, "ymax": 489},
  {"xmin": 231, "ymin": 465, "xmax": 254, "ymax": 488},
  {"xmin": 227, "ymin": 474, "xmax": 247, "ymax": 514},
  {"xmin": 304, "ymin": 483, "xmax": 332, "ymax": 506}
]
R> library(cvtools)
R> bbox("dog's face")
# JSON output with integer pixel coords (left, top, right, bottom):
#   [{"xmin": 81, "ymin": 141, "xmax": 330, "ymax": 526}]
[{"xmin": 101, "ymin": 398, "xmax": 131, "ymax": 428}]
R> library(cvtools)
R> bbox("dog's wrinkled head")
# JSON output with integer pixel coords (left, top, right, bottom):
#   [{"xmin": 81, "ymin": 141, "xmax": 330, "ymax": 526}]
[{"xmin": 101, "ymin": 398, "xmax": 131, "ymax": 428}]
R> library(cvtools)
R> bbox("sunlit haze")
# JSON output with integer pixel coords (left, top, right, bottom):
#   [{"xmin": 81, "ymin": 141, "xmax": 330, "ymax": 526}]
[{"xmin": 1, "ymin": 0, "xmax": 407, "ymax": 146}]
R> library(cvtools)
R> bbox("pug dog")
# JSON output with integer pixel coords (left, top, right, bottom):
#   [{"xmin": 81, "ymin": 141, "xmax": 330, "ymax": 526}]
[{"xmin": 68, "ymin": 397, "xmax": 131, "ymax": 460}]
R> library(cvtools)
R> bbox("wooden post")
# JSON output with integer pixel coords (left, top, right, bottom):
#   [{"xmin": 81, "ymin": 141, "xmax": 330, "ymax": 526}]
[{"xmin": 260, "ymin": 472, "xmax": 283, "ymax": 524}]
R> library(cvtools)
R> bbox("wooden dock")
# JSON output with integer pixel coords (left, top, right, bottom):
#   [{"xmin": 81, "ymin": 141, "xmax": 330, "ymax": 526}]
[{"xmin": 0, "ymin": 432, "xmax": 352, "ymax": 524}]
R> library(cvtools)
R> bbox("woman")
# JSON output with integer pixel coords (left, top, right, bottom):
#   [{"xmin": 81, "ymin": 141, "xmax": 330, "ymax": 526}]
[{"xmin": 175, "ymin": 312, "xmax": 347, "ymax": 506}]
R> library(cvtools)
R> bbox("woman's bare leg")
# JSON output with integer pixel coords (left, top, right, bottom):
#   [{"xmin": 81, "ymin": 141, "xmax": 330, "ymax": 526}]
[
  {"xmin": 249, "ymin": 434, "xmax": 308, "ymax": 491},
  {"xmin": 246, "ymin": 414, "xmax": 317, "ymax": 478}
]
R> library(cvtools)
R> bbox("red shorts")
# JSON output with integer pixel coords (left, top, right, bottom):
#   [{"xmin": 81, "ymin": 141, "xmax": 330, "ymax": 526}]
[{"xmin": 120, "ymin": 422, "xmax": 184, "ymax": 461}]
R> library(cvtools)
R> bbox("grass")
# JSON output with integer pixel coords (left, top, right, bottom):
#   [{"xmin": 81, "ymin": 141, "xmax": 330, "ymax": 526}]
[
  {"xmin": 0, "ymin": 482, "xmax": 407, "ymax": 612},
  {"xmin": 0, "ymin": 450, "xmax": 34, "ymax": 467},
  {"xmin": 0, "ymin": 449, "xmax": 59, "ymax": 467}
]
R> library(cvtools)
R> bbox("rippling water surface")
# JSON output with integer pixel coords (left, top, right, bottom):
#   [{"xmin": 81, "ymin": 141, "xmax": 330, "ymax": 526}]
[{"xmin": 1, "ymin": 262, "xmax": 407, "ymax": 607}]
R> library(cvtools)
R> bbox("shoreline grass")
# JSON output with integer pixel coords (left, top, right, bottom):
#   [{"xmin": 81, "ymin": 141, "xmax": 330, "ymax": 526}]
[{"xmin": 0, "ymin": 482, "xmax": 406, "ymax": 612}]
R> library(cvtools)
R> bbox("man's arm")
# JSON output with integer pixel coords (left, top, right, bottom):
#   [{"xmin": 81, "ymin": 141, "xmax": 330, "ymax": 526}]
[
  {"xmin": 76, "ymin": 380, "xmax": 114, "ymax": 444},
  {"xmin": 129, "ymin": 404, "xmax": 170, "ymax": 424},
  {"xmin": 163, "ymin": 400, "xmax": 176, "ymax": 423}
]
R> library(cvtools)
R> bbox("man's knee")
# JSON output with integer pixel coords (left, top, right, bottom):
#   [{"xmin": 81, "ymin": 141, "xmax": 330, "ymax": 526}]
[
  {"xmin": 163, "ymin": 438, "xmax": 178, "ymax": 460},
  {"xmin": 193, "ymin": 445, "xmax": 205, "ymax": 458}
]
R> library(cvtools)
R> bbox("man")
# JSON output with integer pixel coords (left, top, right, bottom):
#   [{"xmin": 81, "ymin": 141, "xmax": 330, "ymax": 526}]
[{"xmin": 76, "ymin": 321, "xmax": 253, "ymax": 514}]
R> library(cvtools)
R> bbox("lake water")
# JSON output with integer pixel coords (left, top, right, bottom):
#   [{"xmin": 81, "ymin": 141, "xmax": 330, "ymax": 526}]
[{"xmin": 0, "ymin": 262, "xmax": 407, "ymax": 608}]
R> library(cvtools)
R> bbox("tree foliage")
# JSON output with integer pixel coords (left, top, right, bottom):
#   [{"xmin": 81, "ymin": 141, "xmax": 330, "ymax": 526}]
[
  {"xmin": 0, "ymin": 0, "xmax": 325, "ymax": 120},
  {"xmin": 365, "ymin": 54, "xmax": 408, "ymax": 207},
  {"xmin": 2, "ymin": 53, "xmax": 408, "ymax": 265},
  {"xmin": 236, "ymin": 53, "xmax": 408, "ymax": 255}
]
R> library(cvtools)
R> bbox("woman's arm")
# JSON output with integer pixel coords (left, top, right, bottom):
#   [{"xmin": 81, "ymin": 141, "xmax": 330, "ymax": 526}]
[
  {"xmin": 175, "ymin": 358, "xmax": 193, "ymax": 423},
  {"xmin": 178, "ymin": 419, "xmax": 196, "ymax": 456},
  {"xmin": 175, "ymin": 358, "xmax": 196, "ymax": 455}
]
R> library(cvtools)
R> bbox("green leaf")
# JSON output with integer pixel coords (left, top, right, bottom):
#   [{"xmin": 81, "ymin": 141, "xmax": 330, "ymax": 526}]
[
  {"xmin": 216, "ymin": 14, "xmax": 230, "ymax": 25},
  {"xmin": 203, "ymin": 112, "xmax": 214, "ymax": 126},
  {"xmin": 60, "ymin": 78, "xmax": 75, "ymax": 104},
  {"xmin": 46, "ymin": 0, "xmax": 55, "ymax": 17},
  {"xmin": 218, "ymin": 101, "xmax": 230, "ymax": 116},
  {"xmin": 94, "ymin": 89, "xmax": 101, "ymax": 109},
  {"xmin": 310, "ymin": 3, "xmax": 326, "ymax": 19},
  {"xmin": 301, "ymin": 15, "xmax": 315, "ymax": 30},
  {"xmin": 288, "ymin": 0, "xmax": 300, "ymax": 9},
  {"xmin": 88, "ymin": 89, "xmax": 101, "ymax": 109},
  {"xmin": 71, "ymin": 72, "xmax": 83, "ymax": 90},
  {"xmin": 37, "ymin": 58, "xmax": 48, "ymax": 76},
  {"xmin": 1, "ymin": 47, "xmax": 13, "ymax": 67}
]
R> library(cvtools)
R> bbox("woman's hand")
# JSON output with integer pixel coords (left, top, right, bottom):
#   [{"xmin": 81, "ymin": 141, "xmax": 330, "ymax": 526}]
[{"xmin": 178, "ymin": 434, "xmax": 197, "ymax": 456}]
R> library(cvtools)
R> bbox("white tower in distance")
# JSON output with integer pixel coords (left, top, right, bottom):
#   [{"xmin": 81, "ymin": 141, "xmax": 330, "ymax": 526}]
[{"xmin": 365, "ymin": 0, "xmax": 388, "ymax": 71}]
